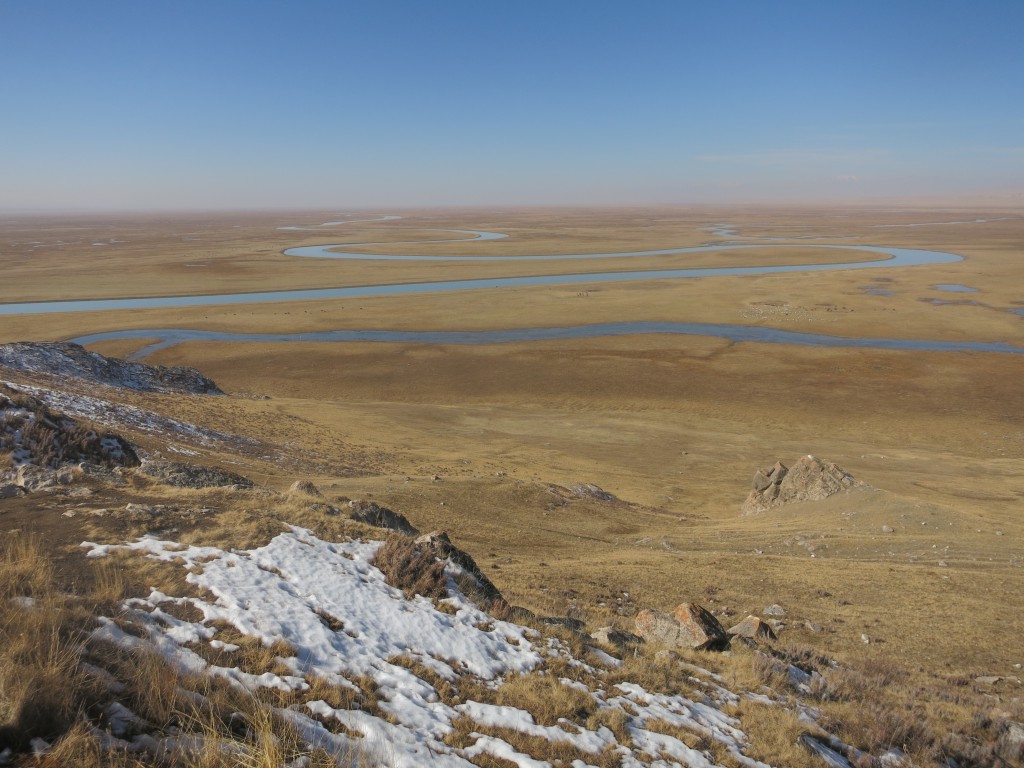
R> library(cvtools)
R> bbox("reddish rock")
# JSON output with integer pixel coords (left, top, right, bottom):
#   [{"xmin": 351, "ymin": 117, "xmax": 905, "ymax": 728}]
[{"xmin": 635, "ymin": 603, "xmax": 729, "ymax": 651}]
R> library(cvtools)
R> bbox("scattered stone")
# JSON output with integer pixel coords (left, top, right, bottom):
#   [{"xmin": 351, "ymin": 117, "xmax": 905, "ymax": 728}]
[
  {"xmin": 763, "ymin": 604, "xmax": 786, "ymax": 616},
  {"xmin": 804, "ymin": 621, "xmax": 823, "ymax": 634},
  {"xmin": 727, "ymin": 615, "xmax": 778, "ymax": 642},
  {"xmin": 861, "ymin": 633, "xmax": 872, "ymax": 644},
  {"xmin": 590, "ymin": 626, "xmax": 644, "ymax": 650},
  {"xmin": 743, "ymin": 454, "xmax": 862, "ymax": 514},
  {"xmin": 635, "ymin": 603, "xmax": 729, "ymax": 651},
  {"xmin": 0, "ymin": 341, "xmax": 223, "ymax": 395},
  {"xmin": 140, "ymin": 461, "xmax": 253, "ymax": 489},
  {"xmin": 882, "ymin": 525, "xmax": 895, "ymax": 533},
  {"xmin": 288, "ymin": 480, "xmax": 322, "ymax": 497}
]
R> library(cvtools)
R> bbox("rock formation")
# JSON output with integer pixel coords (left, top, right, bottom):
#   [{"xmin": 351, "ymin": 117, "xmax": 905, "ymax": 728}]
[
  {"xmin": 743, "ymin": 454, "xmax": 861, "ymax": 514},
  {"xmin": 0, "ymin": 342, "xmax": 222, "ymax": 395},
  {"xmin": 415, "ymin": 530, "xmax": 504, "ymax": 611},
  {"xmin": 1, "ymin": 387, "xmax": 139, "ymax": 493},
  {"xmin": 139, "ymin": 460, "xmax": 252, "ymax": 489}
]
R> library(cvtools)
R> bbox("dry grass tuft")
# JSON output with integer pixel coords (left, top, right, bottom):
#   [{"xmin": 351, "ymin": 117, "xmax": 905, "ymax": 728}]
[
  {"xmin": 493, "ymin": 673, "xmax": 597, "ymax": 727},
  {"xmin": 371, "ymin": 534, "xmax": 448, "ymax": 600}
]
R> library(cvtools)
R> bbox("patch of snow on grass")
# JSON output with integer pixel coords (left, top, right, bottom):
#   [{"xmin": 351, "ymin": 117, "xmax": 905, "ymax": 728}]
[{"xmin": 83, "ymin": 528, "xmax": 773, "ymax": 767}]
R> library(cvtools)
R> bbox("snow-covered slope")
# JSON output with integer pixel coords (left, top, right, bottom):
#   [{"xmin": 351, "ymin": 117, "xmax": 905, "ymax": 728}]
[{"xmin": 83, "ymin": 527, "xmax": 774, "ymax": 768}]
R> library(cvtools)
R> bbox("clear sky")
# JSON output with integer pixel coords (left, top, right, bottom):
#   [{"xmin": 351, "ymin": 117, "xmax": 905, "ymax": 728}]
[{"xmin": 2, "ymin": 1, "xmax": 1022, "ymax": 209}]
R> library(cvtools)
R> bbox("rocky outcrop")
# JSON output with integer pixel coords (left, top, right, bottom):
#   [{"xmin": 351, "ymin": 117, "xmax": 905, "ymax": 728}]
[
  {"xmin": 635, "ymin": 603, "xmax": 730, "ymax": 651},
  {"xmin": 743, "ymin": 455, "xmax": 861, "ymax": 514},
  {"xmin": 1, "ymin": 388, "xmax": 140, "ymax": 493},
  {"xmin": 0, "ymin": 342, "xmax": 222, "ymax": 395},
  {"xmin": 349, "ymin": 500, "xmax": 419, "ymax": 536},
  {"xmin": 415, "ymin": 530, "xmax": 504, "ymax": 611},
  {"xmin": 139, "ymin": 460, "xmax": 252, "ymax": 489},
  {"xmin": 569, "ymin": 483, "xmax": 617, "ymax": 502},
  {"xmin": 727, "ymin": 615, "xmax": 778, "ymax": 642}
]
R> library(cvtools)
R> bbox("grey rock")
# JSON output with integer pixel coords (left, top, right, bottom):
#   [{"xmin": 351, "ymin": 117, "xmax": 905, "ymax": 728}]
[
  {"xmin": 882, "ymin": 525, "xmax": 895, "ymax": 533},
  {"xmin": 0, "ymin": 342, "xmax": 222, "ymax": 395},
  {"xmin": 415, "ymin": 530, "xmax": 504, "ymax": 612},
  {"xmin": 974, "ymin": 675, "xmax": 1003, "ymax": 686},
  {"xmin": 349, "ymin": 500, "xmax": 419, "ymax": 536},
  {"xmin": 743, "ymin": 455, "xmax": 862, "ymax": 514},
  {"xmin": 590, "ymin": 626, "xmax": 644, "ymax": 649},
  {"xmin": 763, "ymin": 604, "xmax": 786, "ymax": 616},
  {"xmin": 569, "ymin": 483, "xmax": 616, "ymax": 502},
  {"xmin": 1000, "ymin": 722, "xmax": 1024, "ymax": 762},
  {"xmin": 140, "ymin": 460, "xmax": 253, "ymax": 489},
  {"xmin": 727, "ymin": 615, "xmax": 778, "ymax": 642},
  {"xmin": 15, "ymin": 464, "xmax": 56, "ymax": 491},
  {"xmin": 1, "ymin": 483, "xmax": 24, "ymax": 499},
  {"xmin": 541, "ymin": 617, "xmax": 587, "ymax": 633},
  {"xmin": 1, "ymin": 389, "xmax": 140, "ymax": 476}
]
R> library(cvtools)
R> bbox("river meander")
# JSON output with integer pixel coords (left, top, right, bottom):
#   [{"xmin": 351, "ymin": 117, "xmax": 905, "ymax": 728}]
[{"xmin": 3, "ymin": 219, "xmax": 1020, "ymax": 356}]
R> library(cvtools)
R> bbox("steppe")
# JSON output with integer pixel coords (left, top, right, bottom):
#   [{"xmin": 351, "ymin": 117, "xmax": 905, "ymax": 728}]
[{"xmin": 1, "ymin": 205, "xmax": 1022, "ymax": 765}]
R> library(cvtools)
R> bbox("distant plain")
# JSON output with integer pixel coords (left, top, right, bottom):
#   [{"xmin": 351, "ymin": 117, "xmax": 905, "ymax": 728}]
[{"xmin": 2, "ymin": 205, "xmax": 1022, "ymax": 677}]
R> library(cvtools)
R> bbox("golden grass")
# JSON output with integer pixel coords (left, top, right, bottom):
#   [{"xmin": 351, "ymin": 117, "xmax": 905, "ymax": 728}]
[{"xmin": 3, "ymin": 205, "xmax": 1024, "ymax": 766}]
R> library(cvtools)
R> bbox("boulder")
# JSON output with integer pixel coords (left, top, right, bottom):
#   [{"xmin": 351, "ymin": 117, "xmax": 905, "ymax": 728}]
[
  {"xmin": 288, "ymin": 480, "xmax": 323, "ymax": 498},
  {"xmin": 349, "ymin": 500, "xmax": 419, "ymax": 536},
  {"xmin": 635, "ymin": 603, "xmax": 729, "ymax": 651},
  {"xmin": 140, "ymin": 461, "xmax": 253, "ymax": 489},
  {"xmin": 763, "ymin": 604, "xmax": 786, "ymax": 616},
  {"xmin": 727, "ymin": 615, "xmax": 778, "ymax": 642},
  {"xmin": 743, "ymin": 455, "xmax": 861, "ymax": 514},
  {"xmin": 1001, "ymin": 722, "xmax": 1024, "ymax": 763}
]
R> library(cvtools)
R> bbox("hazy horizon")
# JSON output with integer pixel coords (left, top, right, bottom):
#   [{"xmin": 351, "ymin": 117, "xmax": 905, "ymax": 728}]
[{"xmin": 3, "ymin": 1, "xmax": 1022, "ymax": 210}]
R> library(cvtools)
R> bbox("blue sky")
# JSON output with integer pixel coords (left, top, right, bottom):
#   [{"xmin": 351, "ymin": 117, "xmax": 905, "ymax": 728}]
[{"xmin": 2, "ymin": 1, "xmax": 1022, "ymax": 209}]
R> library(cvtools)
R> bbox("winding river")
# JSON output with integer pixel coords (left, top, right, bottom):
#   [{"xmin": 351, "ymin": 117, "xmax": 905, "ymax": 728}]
[{"xmin": 2, "ymin": 217, "xmax": 1020, "ymax": 356}]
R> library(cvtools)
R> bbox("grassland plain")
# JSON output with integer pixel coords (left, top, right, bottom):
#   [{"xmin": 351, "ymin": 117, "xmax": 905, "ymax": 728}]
[{"xmin": 2, "ymin": 206, "xmax": 1023, "ymax": 763}]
